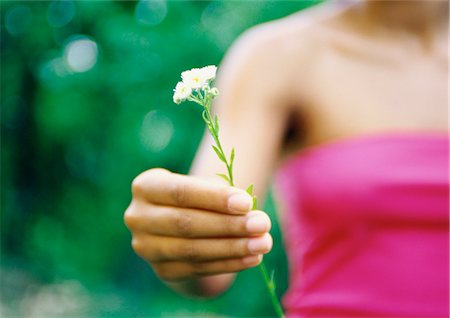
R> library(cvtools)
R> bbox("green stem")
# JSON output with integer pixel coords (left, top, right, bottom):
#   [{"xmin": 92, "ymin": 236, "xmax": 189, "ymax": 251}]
[
  {"xmin": 200, "ymin": 99, "xmax": 284, "ymax": 318},
  {"xmin": 259, "ymin": 263, "xmax": 285, "ymax": 318},
  {"xmin": 204, "ymin": 105, "xmax": 233, "ymax": 186}
]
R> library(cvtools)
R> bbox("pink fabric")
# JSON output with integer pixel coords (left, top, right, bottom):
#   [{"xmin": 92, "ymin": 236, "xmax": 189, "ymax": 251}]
[{"xmin": 276, "ymin": 134, "xmax": 449, "ymax": 318}]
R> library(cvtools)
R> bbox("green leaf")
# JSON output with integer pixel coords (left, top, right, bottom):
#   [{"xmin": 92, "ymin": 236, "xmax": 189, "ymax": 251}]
[
  {"xmin": 212, "ymin": 145, "xmax": 226, "ymax": 163},
  {"xmin": 252, "ymin": 196, "xmax": 258, "ymax": 210},
  {"xmin": 214, "ymin": 115, "xmax": 219, "ymax": 133},
  {"xmin": 230, "ymin": 147, "xmax": 235, "ymax": 168},
  {"xmin": 207, "ymin": 123, "xmax": 215, "ymax": 135},
  {"xmin": 246, "ymin": 184, "xmax": 254, "ymax": 196},
  {"xmin": 216, "ymin": 173, "xmax": 230, "ymax": 183}
]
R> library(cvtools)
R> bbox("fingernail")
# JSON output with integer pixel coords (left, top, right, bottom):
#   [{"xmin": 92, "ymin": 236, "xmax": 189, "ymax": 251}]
[
  {"xmin": 242, "ymin": 255, "xmax": 262, "ymax": 267},
  {"xmin": 228, "ymin": 193, "xmax": 252, "ymax": 213},
  {"xmin": 246, "ymin": 215, "xmax": 270, "ymax": 233},
  {"xmin": 248, "ymin": 235, "xmax": 272, "ymax": 255}
]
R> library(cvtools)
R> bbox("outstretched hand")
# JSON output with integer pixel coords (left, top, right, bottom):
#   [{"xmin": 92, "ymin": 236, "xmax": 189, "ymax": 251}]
[{"xmin": 124, "ymin": 168, "xmax": 272, "ymax": 282}]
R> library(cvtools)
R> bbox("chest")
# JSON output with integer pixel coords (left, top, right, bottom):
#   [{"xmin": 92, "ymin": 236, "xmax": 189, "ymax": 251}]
[{"xmin": 292, "ymin": 37, "xmax": 447, "ymax": 143}]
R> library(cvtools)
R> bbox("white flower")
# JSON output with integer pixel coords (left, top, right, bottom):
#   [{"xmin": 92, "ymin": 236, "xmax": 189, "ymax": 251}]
[
  {"xmin": 181, "ymin": 65, "xmax": 217, "ymax": 90},
  {"xmin": 200, "ymin": 65, "xmax": 217, "ymax": 81},
  {"xmin": 173, "ymin": 81, "xmax": 192, "ymax": 104},
  {"xmin": 181, "ymin": 68, "xmax": 207, "ymax": 89}
]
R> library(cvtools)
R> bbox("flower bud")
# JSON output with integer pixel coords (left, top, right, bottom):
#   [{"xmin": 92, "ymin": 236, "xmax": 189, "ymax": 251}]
[
  {"xmin": 210, "ymin": 87, "xmax": 220, "ymax": 97},
  {"xmin": 173, "ymin": 96, "xmax": 182, "ymax": 104}
]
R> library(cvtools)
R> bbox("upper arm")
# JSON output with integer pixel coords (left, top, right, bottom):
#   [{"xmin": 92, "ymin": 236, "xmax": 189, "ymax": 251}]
[{"xmin": 190, "ymin": 26, "xmax": 293, "ymax": 199}]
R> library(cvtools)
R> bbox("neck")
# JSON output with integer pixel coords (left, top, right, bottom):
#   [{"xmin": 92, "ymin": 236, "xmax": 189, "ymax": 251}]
[
  {"xmin": 345, "ymin": 0, "xmax": 449, "ymax": 50},
  {"xmin": 360, "ymin": 1, "xmax": 448, "ymax": 32}
]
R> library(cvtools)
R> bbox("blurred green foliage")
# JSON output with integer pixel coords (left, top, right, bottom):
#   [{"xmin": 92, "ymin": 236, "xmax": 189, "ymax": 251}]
[{"xmin": 1, "ymin": 1, "xmax": 318, "ymax": 317}]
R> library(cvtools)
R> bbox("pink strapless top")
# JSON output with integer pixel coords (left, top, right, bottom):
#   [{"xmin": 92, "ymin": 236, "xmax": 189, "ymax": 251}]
[{"xmin": 276, "ymin": 134, "xmax": 449, "ymax": 318}]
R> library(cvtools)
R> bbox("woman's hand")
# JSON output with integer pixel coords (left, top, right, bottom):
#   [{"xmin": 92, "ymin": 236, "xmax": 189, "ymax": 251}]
[{"xmin": 124, "ymin": 168, "xmax": 272, "ymax": 283}]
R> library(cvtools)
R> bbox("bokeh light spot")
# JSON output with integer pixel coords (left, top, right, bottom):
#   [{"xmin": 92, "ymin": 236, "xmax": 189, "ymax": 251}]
[
  {"xmin": 5, "ymin": 5, "xmax": 33, "ymax": 36},
  {"xmin": 20, "ymin": 280, "xmax": 90, "ymax": 317},
  {"xmin": 64, "ymin": 36, "xmax": 98, "ymax": 73},
  {"xmin": 47, "ymin": 0, "xmax": 76, "ymax": 28},
  {"xmin": 38, "ymin": 57, "xmax": 70, "ymax": 88},
  {"xmin": 135, "ymin": 0, "xmax": 167, "ymax": 26},
  {"xmin": 140, "ymin": 110, "xmax": 174, "ymax": 153}
]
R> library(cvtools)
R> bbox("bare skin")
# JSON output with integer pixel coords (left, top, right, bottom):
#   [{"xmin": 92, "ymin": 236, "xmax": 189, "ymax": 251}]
[{"xmin": 124, "ymin": 0, "xmax": 448, "ymax": 297}]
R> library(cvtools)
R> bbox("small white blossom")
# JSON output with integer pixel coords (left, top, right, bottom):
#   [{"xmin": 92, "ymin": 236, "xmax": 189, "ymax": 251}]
[
  {"xmin": 173, "ymin": 81, "xmax": 192, "ymax": 104},
  {"xmin": 200, "ymin": 65, "xmax": 217, "ymax": 81},
  {"xmin": 181, "ymin": 68, "xmax": 208, "ymax": 89},
  {"xmin": 181, "ymin": 65, "xmax": 217, "ymax": 90},
  {"xmin": 173, "ymin": 65, "xmax": 219, "ymax": 105}
]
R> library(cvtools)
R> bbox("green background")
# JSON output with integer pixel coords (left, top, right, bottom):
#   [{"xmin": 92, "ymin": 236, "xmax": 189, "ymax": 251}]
[{"xmin": 1, "ymin": 1, "xmax": 317, "ymax": 317}]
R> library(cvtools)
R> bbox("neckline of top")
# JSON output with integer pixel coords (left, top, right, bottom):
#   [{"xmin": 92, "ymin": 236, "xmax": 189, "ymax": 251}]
[{"xmin": 279, "ymin": 130, "xmax": 449, "ymax": 168}]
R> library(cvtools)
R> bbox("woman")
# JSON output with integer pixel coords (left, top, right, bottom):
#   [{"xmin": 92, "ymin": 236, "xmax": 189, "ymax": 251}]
[{"xmin": 124, "ymin": 1, "xmax": 449, "ymax": 316}]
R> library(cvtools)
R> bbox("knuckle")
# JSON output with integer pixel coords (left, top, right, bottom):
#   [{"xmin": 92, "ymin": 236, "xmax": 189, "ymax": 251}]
[
  {"xmin": 131, "ymin": 174, "xmax": 146, "ymax": 196},
  {"xmin": 147, "ymin": 168, "xmax": 170, "ymax": 182},
  {"xmin": 179, "ymin": 241, "xmax": 199, "ymax": 261},
  {"xmin": 131, "ymin": 237, "xmax": 145, "ymax": 257},
  {"xmin": 222, "ymin": 215, "xmax": 236, "ymax": 234},
  {"xmin": 173, "ymin": 212, "xmax": 193, "ymax": 237},
  {"xmin": 148, "ymin": 168, "xmax": 169, "ymax": 175},
  {"xmin": 132, "ymin": 236, "xmax": 160, "ymax": 262},
  {"xmin": 153, "ymin": 265, "xmax": 173, "ymax": 281},
  {"xmin": 132, "ymin": 168, "xmax": 169, "ymax": 196},
  {"xmin": 124, "ymin": 205, "xmax": 139, "ymax": 229},
  {"xmin": 171, "ymin": 182, "xmax": 187, "ymax": 206}
]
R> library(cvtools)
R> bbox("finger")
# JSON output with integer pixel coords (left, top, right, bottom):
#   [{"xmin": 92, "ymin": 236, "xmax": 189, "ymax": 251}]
[
  {"xmin": 152, "ymin": 255, "xmax": 263, "ymax": 282},
  {"xmin": 133, "ymin": 233, "xmax": 272, "ymax": 263},
  {"xmin": 131, "ymin": 168, "xmax": 253, "ymax": 214},
  {"xmin": 130, "ymin": 205, "xmax": 271, "ymax": 238}
]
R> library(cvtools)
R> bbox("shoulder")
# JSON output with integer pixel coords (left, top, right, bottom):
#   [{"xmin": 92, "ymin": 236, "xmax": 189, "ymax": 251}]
[
  {"xmin": 222, "ymin": 2, "xmax": 353, "ymax": 64},
  {"xmin": 216, "ymin": 1, "xmax": 355, "ymax": 100}
]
